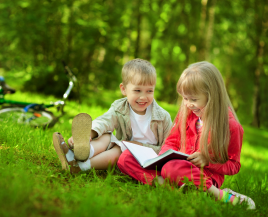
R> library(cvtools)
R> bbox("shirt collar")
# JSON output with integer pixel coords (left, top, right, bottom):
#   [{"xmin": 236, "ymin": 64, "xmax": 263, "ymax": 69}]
[{"xmin": 114, "ymin": 98, "xmax": 165, "ymax": 121}]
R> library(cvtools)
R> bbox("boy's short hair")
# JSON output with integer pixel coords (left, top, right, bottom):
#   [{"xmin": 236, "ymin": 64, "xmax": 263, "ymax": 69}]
[{"xmin": 122, "ymin": 58, "xmax": 156, "ymax": 86}]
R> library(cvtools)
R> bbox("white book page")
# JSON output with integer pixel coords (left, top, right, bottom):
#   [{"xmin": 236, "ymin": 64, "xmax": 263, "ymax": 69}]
[{"xmin": 123, "ymin": 141, "xmax": 158, "ymax": 166}]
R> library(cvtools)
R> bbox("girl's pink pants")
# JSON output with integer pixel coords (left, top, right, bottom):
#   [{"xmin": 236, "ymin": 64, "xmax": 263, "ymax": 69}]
[{"xmin": 117, "ymin": 150, "xmax": 219, "ymax": 190}]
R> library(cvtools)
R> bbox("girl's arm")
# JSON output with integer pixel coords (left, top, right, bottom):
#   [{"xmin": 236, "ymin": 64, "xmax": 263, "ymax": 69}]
[
  {"xmin": 205, "ymin": 121, "xmax": 243, "ymax": 175},
  {"xmin": 159, "ymin": 124, "xmax": 181, "ymax": 155},
  {"xmin": 143, "ymin": 112, "xmax": 173, "ymax": 154},
  {"xmin": 162, "ymin": 113, "xmax": 173, "ymax": 144}
]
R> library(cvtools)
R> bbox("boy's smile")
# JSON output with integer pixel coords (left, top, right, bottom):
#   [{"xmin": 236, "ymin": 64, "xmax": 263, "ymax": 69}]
[{"xmin": 120, "ymin": 82, "xmax": 155, "ymax": 115}]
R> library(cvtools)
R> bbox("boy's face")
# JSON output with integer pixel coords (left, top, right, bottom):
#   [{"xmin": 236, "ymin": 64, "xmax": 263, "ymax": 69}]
[{"xmin": 120, "ymin": 82, "xmax": 155, "ymax": 115}]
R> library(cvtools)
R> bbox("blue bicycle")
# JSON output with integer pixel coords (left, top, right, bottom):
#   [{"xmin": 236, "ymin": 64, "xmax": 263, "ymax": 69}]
[{"xmin": 0, "ymin": 61, "xmax": 77, "ymax": 128}]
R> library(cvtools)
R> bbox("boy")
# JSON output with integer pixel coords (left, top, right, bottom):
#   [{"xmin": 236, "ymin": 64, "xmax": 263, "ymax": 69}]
[{"xmin": 53, "ymin": 58, "xmax": 173, "ymax": 173}]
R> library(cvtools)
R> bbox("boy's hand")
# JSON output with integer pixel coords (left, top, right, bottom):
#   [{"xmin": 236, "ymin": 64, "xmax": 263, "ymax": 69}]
[
  {"xmin": 68, "ymin": 136, "xmax": 92, "ymax": 149},
  {"xmin": 187, "ymin": 152, "xmax": 209, "ymax": 167},
  {"xmin": 127, "ymin": 141, "xmax": 143, "ymax": 146},
  {"xmin": 68, "ymin": 136, "xmax": 74, "ymax": 149}
]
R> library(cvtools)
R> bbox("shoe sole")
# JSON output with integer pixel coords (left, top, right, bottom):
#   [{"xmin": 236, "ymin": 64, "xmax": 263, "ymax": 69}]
[
  {"xmin": 53, "ymin": 132, "xmax": 69, "ymax": 171},
  {"xmin": 72, "ymin": 113, "xmax": 92, "ymax": 161}
]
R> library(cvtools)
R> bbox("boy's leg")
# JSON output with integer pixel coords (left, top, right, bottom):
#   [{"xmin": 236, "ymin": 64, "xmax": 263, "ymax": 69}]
[
  {"xmin": 90, "ymin": 145, "xmax": 121, "ymax": 169},
  {"xmin": 90, "ymin": 133, "xmax": 112, "ymax": 157},
  {"xmin": 52, "ymin": 132, "xmax": 81, "ymax": 174},
  {"xmin": 117, "ymin": 150, "xmax": 161, "ymax": 185},
  {"xmin": 78, "ymin": 145, "xmax": 121, "ymax": 171},
  {"xmin": 72, "ymin": 113, "xmax": 92, "ymax": 161},
  {"xmin": 69, "ymin": 133, "xmax": 111, "ymax": 158}
]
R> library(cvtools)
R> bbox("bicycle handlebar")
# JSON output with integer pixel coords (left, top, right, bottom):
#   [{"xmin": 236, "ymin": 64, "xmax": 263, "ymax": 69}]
[
  {"xmin": 61, "ymin": 61, "xmax": 78, "ymax": 100},
  {"xmin": 62, "ymin": 60, "xmax": 77, "ymax": 83},
  {"xmin": 63, "ymin": 81, "xmax": 74, "ymax": 99}
]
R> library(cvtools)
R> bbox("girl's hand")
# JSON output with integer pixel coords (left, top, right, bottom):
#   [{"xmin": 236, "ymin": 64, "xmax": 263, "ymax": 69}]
[
  {"xmin": 187, "ymin": 152, "xmax": 209, "ymax": 167},
  {"xmin": 127, "ymin": 141, "xmax": 143, "ymax": 146}
]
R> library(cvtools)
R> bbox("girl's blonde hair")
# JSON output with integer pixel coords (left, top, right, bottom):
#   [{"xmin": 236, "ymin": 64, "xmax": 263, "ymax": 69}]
[
  {"xmin": 175, "ymin": 61, "xmax": 238, "ymax": 164},
  {"xmin": 122, "ymin": 58, "xmax": 156, "ymax": 86}
]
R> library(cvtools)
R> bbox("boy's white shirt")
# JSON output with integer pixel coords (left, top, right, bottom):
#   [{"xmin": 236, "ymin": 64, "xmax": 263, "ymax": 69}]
[
  {"xmin": 129, "ymin": 104, "xmax": 157, "ymax": 145},
  {"xmin": 91, "ymin": 98, "xmax": 173, "ymax": 153}
]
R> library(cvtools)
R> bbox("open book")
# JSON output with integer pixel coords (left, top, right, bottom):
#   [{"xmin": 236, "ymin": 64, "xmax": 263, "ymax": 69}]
[{"xmin": 122, "ymin": 141, "xmax": 189, "ymax": 171}]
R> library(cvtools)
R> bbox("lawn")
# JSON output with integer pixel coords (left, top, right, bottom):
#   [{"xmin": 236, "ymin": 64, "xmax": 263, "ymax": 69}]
[{"xmin": 0, "ymin": 91, "xmax": 267, "ymax": 217}]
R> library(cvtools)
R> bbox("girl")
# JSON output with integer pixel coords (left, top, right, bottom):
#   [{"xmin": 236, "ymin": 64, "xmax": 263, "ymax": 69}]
[{"xmin": 117, "ymin": 61, "xmax": 255, "ymax": 209}]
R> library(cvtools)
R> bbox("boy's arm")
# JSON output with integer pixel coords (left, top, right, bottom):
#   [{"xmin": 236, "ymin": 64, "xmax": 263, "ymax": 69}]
[{"xmin": 92, "ymin": 107, "xmax": 118, "ymax": 138}]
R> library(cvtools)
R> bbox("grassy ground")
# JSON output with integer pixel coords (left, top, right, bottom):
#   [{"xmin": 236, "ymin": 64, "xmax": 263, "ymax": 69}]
[{"xmin": 0, "ymin": 92, "xmax": 268, "ymax": 217}]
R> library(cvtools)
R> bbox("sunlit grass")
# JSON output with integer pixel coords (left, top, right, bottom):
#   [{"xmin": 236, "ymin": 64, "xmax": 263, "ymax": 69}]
[{"xmin": 0, "ymin": 91, "xmax": 268, "ymax": 216}]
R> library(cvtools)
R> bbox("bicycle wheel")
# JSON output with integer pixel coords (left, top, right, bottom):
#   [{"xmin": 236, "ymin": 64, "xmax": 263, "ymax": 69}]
[{"xmin": 0, "ymin": 107, "xmax": 56, "ymax": 128}]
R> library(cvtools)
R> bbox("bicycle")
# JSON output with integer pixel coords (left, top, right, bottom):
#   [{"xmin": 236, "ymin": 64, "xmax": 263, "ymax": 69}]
[{"xmin": 0, "ymin": 61, "xmax": 77, "ymax": 128}]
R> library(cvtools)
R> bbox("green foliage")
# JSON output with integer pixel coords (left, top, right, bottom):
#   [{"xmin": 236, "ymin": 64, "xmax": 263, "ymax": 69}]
[{"xmin": 1, "ymin": 0, "xmax": 268, "ymax": 127}]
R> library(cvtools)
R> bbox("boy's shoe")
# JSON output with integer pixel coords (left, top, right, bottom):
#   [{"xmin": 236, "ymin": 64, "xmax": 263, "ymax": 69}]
[
  {"xmin": 53, "ymin": 132, "xmax": 81, "ymax": 174},
  {"xmin": 222, "ymin": 188, "xmax": 256, "ymax": 210},
  {"xmin": 72, "ymin": 113, "xmax": 92, "ymax": 161}
]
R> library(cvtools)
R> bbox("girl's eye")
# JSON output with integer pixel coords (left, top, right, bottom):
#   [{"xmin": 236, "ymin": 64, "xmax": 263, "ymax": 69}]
[
  {"xmin": 192, "ymin": 99, "xmax": 197, "ymax": 102},
  {"xmin": 134, "ymin": 90, "xmax": 140, "ymax": 92}
]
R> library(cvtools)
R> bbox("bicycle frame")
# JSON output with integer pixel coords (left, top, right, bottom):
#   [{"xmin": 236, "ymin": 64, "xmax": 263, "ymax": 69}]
[{"xmin": 0, "ymin": 62, "xmax": 77, "ymax": 112}]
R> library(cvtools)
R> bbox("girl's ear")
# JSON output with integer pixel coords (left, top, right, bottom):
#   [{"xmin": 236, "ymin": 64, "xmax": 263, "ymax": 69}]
[{"xmin": 120, "ymin": 83, "xmax": 127, "ymax": 96}]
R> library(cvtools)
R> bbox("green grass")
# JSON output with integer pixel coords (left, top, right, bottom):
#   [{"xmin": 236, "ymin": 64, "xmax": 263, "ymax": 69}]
[{"xmin": 0, "ymin": 92, "xmax": 268, "ymax": 217}]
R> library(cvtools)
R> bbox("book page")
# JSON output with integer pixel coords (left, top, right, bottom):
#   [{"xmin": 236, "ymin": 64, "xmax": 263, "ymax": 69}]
[
  {"xmin": 143, "ymin": 149, "xmax": 190, "ymax": 170},
  {"xmin": 123, "ymin": 141, "xmax": 158, "ymax": 166}
]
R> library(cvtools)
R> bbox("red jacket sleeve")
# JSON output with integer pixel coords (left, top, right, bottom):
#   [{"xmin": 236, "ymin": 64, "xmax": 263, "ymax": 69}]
[
  {"xmin": 205, "ymin": 119, "xmax": 243, "ymax": 175},
  {"xmin": 159, "ymin": 123, "xmax": 181, "ymax": 155}
]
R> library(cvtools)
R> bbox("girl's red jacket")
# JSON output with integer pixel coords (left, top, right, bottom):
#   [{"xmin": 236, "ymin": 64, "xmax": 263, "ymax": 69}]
[{"xmin": 159, "ymin": 111, "xmax": 243, "ymax": 187}]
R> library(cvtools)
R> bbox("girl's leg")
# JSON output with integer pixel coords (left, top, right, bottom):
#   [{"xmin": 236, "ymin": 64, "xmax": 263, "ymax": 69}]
[
  {"xmin": 117, "ymin": 150, "xmax": 161, "ymax": 185},
  {"xmin": 207, "ymin": 185, "xmax": 221, "ymax": 197},
  {"xmin": 161, "ymin": 160, "xmax": 214, "ymax": 190},
  {"xmin": 161, "ymin": 160, "xmax": 255, "ymax": 209}
]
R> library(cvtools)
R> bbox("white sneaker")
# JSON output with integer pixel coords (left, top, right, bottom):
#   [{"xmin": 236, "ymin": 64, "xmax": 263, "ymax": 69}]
[{"xmin": 222, "ymin": 188, "xmax": 256, "ymax": 210}]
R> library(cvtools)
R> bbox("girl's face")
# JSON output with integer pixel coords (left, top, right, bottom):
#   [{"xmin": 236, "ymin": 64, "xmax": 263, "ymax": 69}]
[{"xmin": 181, "ymin": 92, "xmax": 208, "ymax": 117}]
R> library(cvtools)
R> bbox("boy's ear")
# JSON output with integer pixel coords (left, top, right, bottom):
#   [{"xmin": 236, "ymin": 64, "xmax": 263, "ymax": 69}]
[{"xmin": 119, "ymin": 83, "xmax": 127, "ymax": 96}]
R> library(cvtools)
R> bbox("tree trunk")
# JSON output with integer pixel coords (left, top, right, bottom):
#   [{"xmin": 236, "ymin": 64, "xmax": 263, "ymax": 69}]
[
  {"xmin": 198, "ymin": 0, "xmax": 208, "ymax": 61},
  {"xmin": 134, "ymin": 0, "xmax": 141, "ymax": 58},
  {"xmin": 205, "ymin": 0, "xmax": 216, "ymax": 61},
  {"xmin": 67, "ymin": 1, "xmax": 74, "ymax": 64},
  {"xmin": 252, "ymin": 0, "xmax": 268, "ymax": 127}
]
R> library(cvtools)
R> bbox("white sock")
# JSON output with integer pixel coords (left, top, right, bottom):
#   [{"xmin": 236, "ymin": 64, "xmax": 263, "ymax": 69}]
[
  {"xmin": 78, "ymin": 158, "xmax": 91, "ymax": 171},
  {"xmin": 89, "ymin": 144, "xmax": 95, "ymax": 159},
  {"xmin": 65, "ymin": 149, "xmax": 75, "ymax": 162}
]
